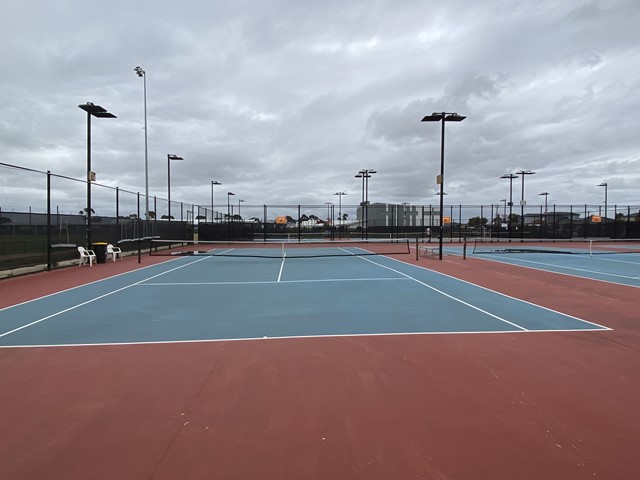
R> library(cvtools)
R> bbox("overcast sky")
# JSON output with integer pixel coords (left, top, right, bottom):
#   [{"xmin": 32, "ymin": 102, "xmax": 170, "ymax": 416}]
[{"xmin": 1, "ymin": 0, "xmax": 639, "ymax": 217}]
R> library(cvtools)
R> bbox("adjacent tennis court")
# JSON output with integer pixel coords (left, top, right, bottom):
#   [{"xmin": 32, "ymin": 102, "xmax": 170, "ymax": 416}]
[{"xmin": 461, "ymin": 239, "xmax": 640, "ymax": 288}]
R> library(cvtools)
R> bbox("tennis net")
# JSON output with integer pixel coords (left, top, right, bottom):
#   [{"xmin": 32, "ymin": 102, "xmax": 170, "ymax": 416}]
[
  {"xmin": 149, "ymin": 238, "xmax": 411, "ymax": 259},
  {"xmin": 471, "ymin": 239, "xmax": 640, "ymax": 256}
]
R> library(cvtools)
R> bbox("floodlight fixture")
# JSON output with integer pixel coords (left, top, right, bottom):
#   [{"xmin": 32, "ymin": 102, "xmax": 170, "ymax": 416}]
[
  {"xmin": 421, "ymin": 112, "xmax": 466, "ymax": 258},
  {"xmin": 78, "ymin": 102, "xmax": 116, "ymax": 247}
]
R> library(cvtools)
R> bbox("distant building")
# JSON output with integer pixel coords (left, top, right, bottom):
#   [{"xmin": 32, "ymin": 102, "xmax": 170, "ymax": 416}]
[{"xmin": 356, "ymin": 203, "xmax": 440, "ymax": 228}]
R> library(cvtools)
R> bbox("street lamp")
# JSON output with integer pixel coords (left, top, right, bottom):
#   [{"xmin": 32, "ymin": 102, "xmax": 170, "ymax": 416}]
[
  {"xmin": 539, "ymin": 192, "xmax": 549, "ymax": 238},
  {"xmin": 78, "ymin": 102, "xmax": 116, "ymax": 248},
  {"xmin": 516, "ymin": 170, "xmax": 536, "ymax": 241},
  {"xmin": 422, "ymin": 112, "xmax": 466, "ymax": 259},
  {"xmin": 325, "ymin": 202, "xmax": 334, "ymax": 222},
  {"xmin": 167, "ymin": 154, "xmax": 183, "ymax": 221},
  {"xmin": 238, "ymin": 199, "xmax": 245, "ymax": 219},
  {"xmin": 225, "ymin": 192, "xmax": 236, "ymax": 241},
  {"xmin": 211, "ymin": 180, "xmax": 221, "ymax": 222},
  {"xmin": 134, "ymin": 66, "xmax": 149, "ymax": 223},
  {"xmin": 598, "ymin": 182, "xmax": 608, "ymax": 226},
  {"xmin": 227, "ymin": 192, "xmax": 235, "ymax": 221},
  {"xmin": 334, "ymin": 192, "xmax": 346, "ymax": 237},
  {"xmin": 355, "ymin": 169, "xmax": 376, "ymax": 239},
  {"xmin": 500, "ymin": 174, "xmax": 518, "ymax": 241}
]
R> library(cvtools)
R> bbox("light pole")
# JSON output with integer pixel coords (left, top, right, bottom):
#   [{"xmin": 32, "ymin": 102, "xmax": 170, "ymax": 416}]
[
  {"xmin": 500, "ymin": 174, "xmax": 518, "ymax": 241},
  {"xmin": 167, "ymin": 154, "xmax": 183, "ymax": 221},
  {"xmin": 355, "ymin": 169, "xmax": 376, "ymax": 239},
  {"xmin": 134, "ymin": 66, "xmax": 149, "ymax": 222},
  {"xmin": 227, "ymin": 192, "xmax": 235, "ymax": 221},
  {"xmin": 325, "ymin": 202, "xmax": 333, "ymax": 223},
  {"xmin": 238, "ymin": 199, "xmax": 245, "ymax": 219},
  {"xmin": 500, "ymin": 199, "xmax": 507, "ymax": 220},
  {"xmin": 598, "ymin": 182, "xmax": 608, "ymax": 227},
  {"xmin": 211, "ymin": 180, "xmax": 221, "ymax": 222},
  {"xmin": 421, "ymin": 112, "xmax": 466, "ymax": 259},
  {"xmin": 78, "ymin": 102, "xmax": 116, "ymax": 248},
  {"xmin": 539, "ymin": 192, "xmax": 549, "ymax": 238},
  {"xmin": 334, "ymin": 192, "xmax": 346, "ymax": 238},
  {"xmin": 517, "ymin": 170, "xmax": 536, "ymax": 241},
  {"xmin": 227, "ymin": 192, "xmax": 235, "ymax": 240}
]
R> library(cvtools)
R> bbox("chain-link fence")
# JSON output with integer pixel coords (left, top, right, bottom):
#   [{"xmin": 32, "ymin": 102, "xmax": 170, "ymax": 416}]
[{"xmin": 2, "ymin": 162, "xmax": 639, "ymax": 271}]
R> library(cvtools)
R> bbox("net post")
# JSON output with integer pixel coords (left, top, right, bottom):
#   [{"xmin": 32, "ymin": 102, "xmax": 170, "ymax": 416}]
[
  {"xmin": 463, "ymin": 237, "xmax": 467, "ymax": 260},
  {"xmin": 589, "ymin": 240, "xmax": 593, "ymax": 258}
]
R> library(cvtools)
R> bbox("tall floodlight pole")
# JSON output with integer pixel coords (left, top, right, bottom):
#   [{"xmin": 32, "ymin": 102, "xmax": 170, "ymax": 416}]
[
  {"xmin": 334, "ymin": 192, "xmax": 346, "ymax": 238},
  {"xmin": 516, "ymin": 170, "xmax": 536, "ymax": 241},
  {"xmin": 238, "ymin": 199, "xmax": 245, "ymax": 219},
  {"xmin": 500, "ymin": 174, "xmax": 518, "ymax": 241},
  {"xmin": 211, "ymin": 180, "xmax": 221, "ymax": 222},
  {"xmin": 227, "ymin": 192, "xmax": 235, "ymax": 240},
  {"xmin": 227, "ymin": 192, "xmax": 235, "ymax": 220},
  {"xmin": 355, "ymin": 171, "xmax": 366, "ymax": 239},
  {"xmin": 598, "ymin": 182, "xmax": 608, "ymax": 227},
  {"xmin": 78, "ymin": 103, "xmax": 116, "ymax": 248},
  {"xmin": 134, "ymin": 67, "xmax": 149, "ymax": 222},
  {"xmin": 539, "ymin": 192, "xmax": 549, "ymax": 238},
  {"xmin": 364, "ymin": 170, "xmax": 376, "ymax": 239},
  {"xmin": 355, "ymin": 169, "xmax": 376, "ymax": 240},
  {"xmin": 325, "ymin": 202, "xmax": 333, "ymax": 223},
  {"xmin": 421, "ymin": 112, "xmax": 466, "ymax": 260},
  {"xmin": 167, "ymin": 154, "xmax": 184, "ymax": 221},
  {"xmin": 500, "ymin": 199, "xmax": 507, "ymax": 220}
]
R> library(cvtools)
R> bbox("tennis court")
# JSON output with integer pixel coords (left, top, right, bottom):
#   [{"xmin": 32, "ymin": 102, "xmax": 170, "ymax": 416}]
[
  {"xmin": 463, "ymin": 239, "xmax": 640, "ymax": 288},
  {"xmin": 0, "ymin": 241, "xmax": 608, "ymax": 347},
  {"xmin": 0, "ymin": 240, "xmax": 639, "ymax": 480}
]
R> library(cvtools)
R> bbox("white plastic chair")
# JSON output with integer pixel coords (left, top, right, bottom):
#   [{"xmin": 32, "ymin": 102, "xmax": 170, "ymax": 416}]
[
  {"xmin": 107, "ymin": 244, "xmax": 122, "ymax": 262},
  {"xmin": 78, "ymin": 246, "xmax": 96, "ymax": 267}
]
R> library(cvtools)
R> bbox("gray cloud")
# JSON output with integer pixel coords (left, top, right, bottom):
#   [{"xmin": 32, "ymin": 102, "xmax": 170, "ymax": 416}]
[{"xmin": 1, "ymin": 0, "xmax": 639, "ymax": 217}]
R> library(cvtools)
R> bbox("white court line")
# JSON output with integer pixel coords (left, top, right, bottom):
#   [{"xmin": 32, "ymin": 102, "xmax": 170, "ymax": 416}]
[
  {"xmin": 592, "ymin": 256, "xmax": 640, "ymax": 266},
  {"xmin": 137, "ymin": 277, "xmax": 409, "ymax": 286},
  {"xmin": 345, "ymin": 249, "xmax": 529, "ymax": 331},
  {"xmin": 0, "ymin": 326, "xmax": 610, "ymax": 349},
  {"xmin": 0, "ymin": 256, "xmax": 211, "ymax": 339},
  {"xmin": 477, "ymin": 254, "xmax": 640, "ymax": 286},
  {"xmin": 0, "ymin": 255, "xmax": 190, "ymax": 313},
  {"xmin": 376, "ymin": 253, "xmax": 612, "ymax": 331},
  {"xmin": 277, "ymin": 254, "xmax": 286, "ymax": 282}
]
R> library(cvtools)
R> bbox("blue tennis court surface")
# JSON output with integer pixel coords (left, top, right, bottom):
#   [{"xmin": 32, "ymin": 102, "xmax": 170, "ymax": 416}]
[
  {"xmin": 453, "ymin": 244, "xmax": 640, "ymax": 288},
  {"xmin": 0, "ymin": 249, "xmax": 610, "ymax": 347}
]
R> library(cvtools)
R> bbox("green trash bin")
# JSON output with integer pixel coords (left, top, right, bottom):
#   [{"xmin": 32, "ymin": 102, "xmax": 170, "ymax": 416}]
[{"xmin": 91, "ymin": 242, "xmax": 108, "ymax": 264}]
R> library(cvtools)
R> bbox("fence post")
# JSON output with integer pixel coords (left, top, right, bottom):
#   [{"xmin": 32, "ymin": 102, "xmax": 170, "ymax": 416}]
[
  {"xmin": 263, "ymin": 205, "xmax": 268, "ymax": 242},
  {"xmin": 47, "ymin": 170, "xmax": 52, "ymax": 271}
]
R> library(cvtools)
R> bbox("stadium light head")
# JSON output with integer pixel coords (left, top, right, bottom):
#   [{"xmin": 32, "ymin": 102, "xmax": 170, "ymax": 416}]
[
  {"xmin": 78, "ymin": 102, "xmax": 116, "ymax": 118},
  {"xmin": 421, "ymin": 112, "xmax": 466, "ymax": 122},
  {"xmin": 134, "ymin": 66, "xmax": 145, "ymax": 77}
]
